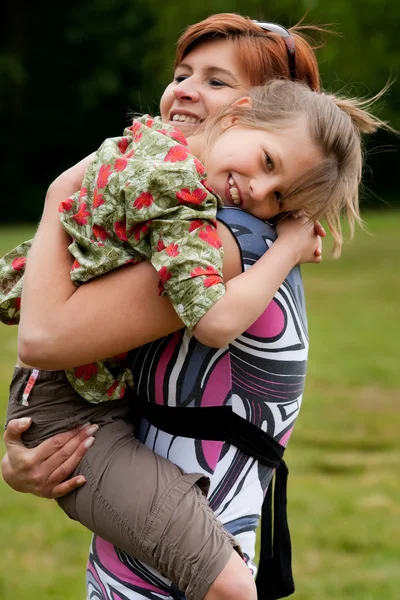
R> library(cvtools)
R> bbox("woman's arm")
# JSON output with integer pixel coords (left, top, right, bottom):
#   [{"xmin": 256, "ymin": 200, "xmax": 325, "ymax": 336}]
[
  {"xmin": 18, "ymin": 179, "xmax": 242, "ymax": 369},
  {"xmin": 2, "ymin": 418, "xmax": 95, "ymax": 497}
]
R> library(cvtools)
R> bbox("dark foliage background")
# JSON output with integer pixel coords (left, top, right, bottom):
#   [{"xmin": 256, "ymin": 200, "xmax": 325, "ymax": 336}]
[{"xmin": 2, "ymin": 0, "xmax": 399, "ymax": 222}]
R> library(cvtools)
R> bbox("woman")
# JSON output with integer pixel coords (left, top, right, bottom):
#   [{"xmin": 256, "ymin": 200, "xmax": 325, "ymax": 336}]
[{"xmin": 3, "ymin": 13, "xmax": 323, "ymax": 600}]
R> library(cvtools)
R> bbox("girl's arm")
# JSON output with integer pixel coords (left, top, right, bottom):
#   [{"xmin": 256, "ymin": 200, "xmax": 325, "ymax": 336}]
[{"xmin": 192, "ymin": 217, "xmax": 322, "ymax": 348}]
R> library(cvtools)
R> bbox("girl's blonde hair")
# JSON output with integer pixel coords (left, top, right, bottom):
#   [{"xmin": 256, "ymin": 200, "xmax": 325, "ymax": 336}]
[{"xmin": 202, "ymin": 79, "xmax": 393, "ymax": 257}]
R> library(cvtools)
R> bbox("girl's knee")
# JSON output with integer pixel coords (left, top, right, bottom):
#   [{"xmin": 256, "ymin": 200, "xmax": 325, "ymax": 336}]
[{"xmin": 204, "ymin": 550, "xmax": 256, "ymax": 600}]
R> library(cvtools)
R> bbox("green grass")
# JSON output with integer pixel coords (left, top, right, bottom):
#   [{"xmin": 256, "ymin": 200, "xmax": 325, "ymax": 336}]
[{"xmin": 0, "ymin": 214, "xmax": 399, "ymax": 599}]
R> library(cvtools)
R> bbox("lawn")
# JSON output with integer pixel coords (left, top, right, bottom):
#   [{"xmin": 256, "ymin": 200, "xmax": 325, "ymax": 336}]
[{"xmin": 0, "ymin": 213, "xmax": 399, "ymax": 599}]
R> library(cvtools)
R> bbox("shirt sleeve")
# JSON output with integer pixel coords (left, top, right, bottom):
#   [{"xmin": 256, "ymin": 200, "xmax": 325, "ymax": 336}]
[
  {"xmin": 124, "ymin": 163, "xmax": 226, "ymax": 329},
  {"xmin": 0, "ymin": 239, "xmax": 32, "ymax": 325},
  {"xmin": 58, "ymin": 140, "xmax": 147, "ymax": 285}
]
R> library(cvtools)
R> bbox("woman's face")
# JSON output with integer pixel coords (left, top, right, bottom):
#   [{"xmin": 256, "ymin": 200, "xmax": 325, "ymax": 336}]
[{"xmin": 160, "ymin": 39, "xmax": 252, "ymax": 138}]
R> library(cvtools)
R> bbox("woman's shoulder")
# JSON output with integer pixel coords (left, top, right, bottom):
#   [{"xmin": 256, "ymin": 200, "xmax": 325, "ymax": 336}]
[{"xmin": 217, "ymin": 208, "xmax": 277, "ymax": 264}]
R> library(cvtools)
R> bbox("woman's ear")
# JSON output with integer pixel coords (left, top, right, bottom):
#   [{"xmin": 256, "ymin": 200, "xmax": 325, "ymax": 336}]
[{"xmin": 220, "ymin": 97, "xmax": 253, "ymax": 130}]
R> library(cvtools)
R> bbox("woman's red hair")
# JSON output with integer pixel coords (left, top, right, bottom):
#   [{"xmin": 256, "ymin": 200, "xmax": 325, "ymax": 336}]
[{"xmin": 175, "ymin": 13, "xmax": 321, "ymax": 91}]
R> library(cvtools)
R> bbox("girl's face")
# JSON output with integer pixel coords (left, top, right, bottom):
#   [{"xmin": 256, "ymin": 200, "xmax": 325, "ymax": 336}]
[
  {"xmin": 160, "ymin": 39, "xmax": 251, "ymax": 138},
  {"xmin": 204, "ymin": 115, "xmax": 323, "ymax": 221}
]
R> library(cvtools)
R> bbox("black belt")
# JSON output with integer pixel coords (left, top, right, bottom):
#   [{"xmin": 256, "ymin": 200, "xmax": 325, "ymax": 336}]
[{"xmin": 138, "ymin": 401, "xmax": 295, "ymax": 599}]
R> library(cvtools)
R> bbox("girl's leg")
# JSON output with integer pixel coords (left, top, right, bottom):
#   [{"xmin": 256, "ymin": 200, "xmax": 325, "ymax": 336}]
[
  {"xmin": 59, "ymin": 418, "xmax": 255, "ymax": 600},
  {"xmin": 8, "ymin": 368, "xmax": 255, "ymax": 600}
]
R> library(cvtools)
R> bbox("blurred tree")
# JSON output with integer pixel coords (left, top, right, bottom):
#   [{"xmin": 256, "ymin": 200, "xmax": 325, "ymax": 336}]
[{"xmin": 1, "ymin": 0, "xmax": 398, "ymax": 222}]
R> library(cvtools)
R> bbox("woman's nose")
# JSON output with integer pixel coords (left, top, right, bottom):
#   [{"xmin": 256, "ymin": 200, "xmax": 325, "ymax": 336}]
[{"xmin": 173, "ymin": 80, "xmax": 200, "ymax": 102}]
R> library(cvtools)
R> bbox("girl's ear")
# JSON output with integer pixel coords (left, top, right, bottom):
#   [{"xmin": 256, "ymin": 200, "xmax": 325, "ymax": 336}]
[
  {"xmin": 220, "ymin": 96, "xmax": 253, "ymax": 130},
  {"xmin": 232, "ymin": 96, "xmax": 253, "ymax": 109}
]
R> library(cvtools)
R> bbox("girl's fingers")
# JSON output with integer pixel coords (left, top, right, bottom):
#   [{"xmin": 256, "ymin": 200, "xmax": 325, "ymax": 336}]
[
  {"xmin": 291, "ymin": 210, "xmax": 305, "ymax": 219},
  {"xmin": 314, "ymin": 220, "xmax": 326, "ymax": 237}
]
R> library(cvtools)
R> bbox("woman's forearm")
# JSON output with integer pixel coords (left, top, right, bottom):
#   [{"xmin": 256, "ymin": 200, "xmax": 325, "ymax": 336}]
[
  {"xmin": 18, "ymin": 171, "xmax": 243, "ymax": 369},
  {"xmin": 18, "ymin": 211, "xmax": 183, "ymax": 368},
  {"xmin": 18, "ymin": 167, "xmax": 184, "ymax": 369}
]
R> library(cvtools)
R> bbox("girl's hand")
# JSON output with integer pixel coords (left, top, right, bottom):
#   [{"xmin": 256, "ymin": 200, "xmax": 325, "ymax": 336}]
[
  {"xmin": 276, "ymin": 215, "xmax": 324, "ymax": 264},
  {"xmin": 1, "ymin": 419, "xmax": 97, "ymax": 498}
]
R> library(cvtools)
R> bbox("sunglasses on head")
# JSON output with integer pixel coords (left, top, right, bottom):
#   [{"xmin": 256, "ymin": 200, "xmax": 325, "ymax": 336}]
[{"xmin": 252, "ymin": 21, "xmax": 296, "ymax": 81}]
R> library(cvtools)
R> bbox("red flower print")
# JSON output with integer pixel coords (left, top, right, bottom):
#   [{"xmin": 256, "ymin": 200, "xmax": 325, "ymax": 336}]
[
  {"xmin": 74, "ymin": 362, "xmax": 98, "ymax": 381},
  {"xmin": 106, "ymin": 380, "xmax": 126, "ymax": 399},
  {"xmin": 92, "ymin": 224, "xmax": 109, "ymax": 240},
  {"xmin": 189, "ymin": 219, "xmax": 204, "ymax": 232},
  {"xmin": 200, "ymin": 179, "xmax": 216, "ymax": 195},
  {"xmin": 164, "ymin": 145, "xmax": 188, "ymax": 163},
  {"xmin": 72, "ymin": 202, "xmax": 90, "ymax": 226},
  {"xmin": 199, "ymin": 225, "xmax": 222, "ymax": 249},
  {"xmin": 129, "ymin": 221, "xmax": 151, "ymax": 241},
  {"xmin": 12, "ymin": 256, "xmax": 27, "ymax": 271},
  {"xmin": 114, "ymin": 220, "xmax": 128, "ymax": 242},
  {"xmin": 129, "ymin": 121, "xmax": 143, "ymax": 142},
  {"xmin": 58, "ymin": 198, "xmax": 74, "ymax": 213},
  {"xmin": 145, "ymin": 118, "xmax": 154, "ymax": 128},
  {"xmin": 194, "ymin": 158, "xmax": 206, "ymax": 176},
  {"xmin": 117, "ymin": 137, "xmax": 129, "ymax": 154},
  {"xmin": 97, "ymin": 164, "xmax": 112, "ymax": 189},
  {"xmin": 156, "ymin": 128, "xmax": 188, "ymax": 147},
  {"xmin": 93, "ymin": 188, "xmax": 104, "ymax": 208},
  {"xmin": 190, "ymin": 265, "xmax": 222, "ymax": 288},
  {"xmin": 165, "ymin": 243, "xmax": 180, "ymax": 257},
  {"xmin": 125, "ymin": 150, "xmax": 135, "ymax": 159},
  {"xmin": 79, "ymin": 187, "xmax": 88, "ymax": 200},
  {"xmin": 176, "ymin": 188, "xmax": 207, "ymax": 205},
  {"xmin": 169, "ymin": 128, "xmax": 188, "ymax": 146},
  {"xmin": 15, "ymin": 297, "xmax": 21, "ymax": 310},
  {"xmin": 156, "ymin": 239, "xmax": 166, "ymax": 252},
  {"xmin": 125, "ymin": 258, "xmax": 139, "ymax": 265},
  {"xmin": 71, "ymin": 259, "xmax": 80, "ymax": 271},
  {"xmin": 114, "ymin": 157, "xmax": 127, "ymax": 172},
  {"xmin": 133, "ymin": 191, "xmax": 154, "ymax": 210},
  {"xmin": 159, "ymin": 266, "xmax": 172, "ymax": 284}
]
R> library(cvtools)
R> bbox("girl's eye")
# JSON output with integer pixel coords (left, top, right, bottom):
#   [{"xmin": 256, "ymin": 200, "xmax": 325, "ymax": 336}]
[
  {"xmin": 274, "ymin": 191, "xmax": 283, "ymax": 204},
  {"xmin": 174, "ymin": 75, "xmax": 188, "ymax": 83},
  {"xmin": 265, "ymin": 153, "xmax": 273, "ymax": 171}
]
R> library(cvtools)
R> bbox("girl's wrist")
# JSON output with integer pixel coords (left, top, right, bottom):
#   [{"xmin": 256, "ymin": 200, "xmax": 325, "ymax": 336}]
[{"xmin": 273, "ymin": 236, "xmax": 301, "ymax": 266}]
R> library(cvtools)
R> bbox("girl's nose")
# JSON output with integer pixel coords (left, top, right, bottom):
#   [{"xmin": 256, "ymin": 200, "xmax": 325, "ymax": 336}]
[
  {"xmin": 250, "ymin": 179, "xmax": 274, "ymax": 203},
  {"xmin": 173, "ymin": 80, "xmax": 200, "ymax": 102}
]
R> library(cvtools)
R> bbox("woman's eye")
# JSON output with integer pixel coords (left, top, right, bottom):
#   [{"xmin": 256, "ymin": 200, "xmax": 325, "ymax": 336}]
[
  {"xmin": 265, "ymin": 153, "xmax": 273, "ymax": 171},
  {"xmin": 174, "ymin": 75, "xmax": 188, "ymax": 83},
  {"xmin": 274, "ymin": 191, "xmax": 283, "ymax": 204},
  {"xmin": 209, "ymin": 79, "xmax": 227, "ymax": 87}
]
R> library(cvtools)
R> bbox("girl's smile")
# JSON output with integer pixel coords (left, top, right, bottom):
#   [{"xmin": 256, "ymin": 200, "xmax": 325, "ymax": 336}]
[{"xmin": 199, "ymin": 116, "xmax": 323, "ymax": 221}]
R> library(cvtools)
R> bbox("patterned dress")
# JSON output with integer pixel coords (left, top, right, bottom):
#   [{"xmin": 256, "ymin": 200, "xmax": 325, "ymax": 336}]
[{"xmin": 86, "ymin": 208, "xmax": 309, "ymax": 600}]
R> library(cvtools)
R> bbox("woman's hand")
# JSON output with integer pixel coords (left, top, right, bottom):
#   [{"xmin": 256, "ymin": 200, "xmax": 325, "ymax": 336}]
[
  {"xmin": 2, "ymin": 418, "xmax": 97, "ymax": 498},
  {"xmin": 276, "ymin": 214, "xmax": 326, "ymax": 264}
]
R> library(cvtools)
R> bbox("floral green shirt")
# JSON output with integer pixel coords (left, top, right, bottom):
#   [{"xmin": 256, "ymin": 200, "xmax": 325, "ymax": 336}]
[{"xmin": 0, "ymin": 116, "xmax": 225, "ymax": 403}]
